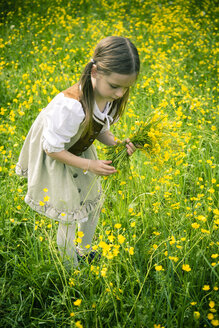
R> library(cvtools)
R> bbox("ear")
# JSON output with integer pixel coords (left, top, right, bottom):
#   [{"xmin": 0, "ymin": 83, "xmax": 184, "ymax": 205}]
[{"xmin": 91, "ymin": 64, "xmax": 97, "ymax": 78}]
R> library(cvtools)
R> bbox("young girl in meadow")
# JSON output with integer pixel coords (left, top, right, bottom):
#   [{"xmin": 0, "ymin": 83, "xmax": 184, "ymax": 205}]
[{"xmin": 16, "ymin": 36, "xmax": 140, "ymax": 265}]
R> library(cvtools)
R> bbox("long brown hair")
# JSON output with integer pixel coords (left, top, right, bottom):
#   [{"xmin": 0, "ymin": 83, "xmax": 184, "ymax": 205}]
[{"xmin": 79, "ymin": 36, "xmax": 140, "ymax": 135}]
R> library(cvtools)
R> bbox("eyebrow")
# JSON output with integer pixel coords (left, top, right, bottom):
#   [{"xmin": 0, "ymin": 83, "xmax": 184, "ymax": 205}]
[
  {"xmin": 109, "ymin": 82, "xmax": 128, "ymax": 88},
  {"xmin": 109, "ymin": 82, "xmax": 119, "ymax": 87}
]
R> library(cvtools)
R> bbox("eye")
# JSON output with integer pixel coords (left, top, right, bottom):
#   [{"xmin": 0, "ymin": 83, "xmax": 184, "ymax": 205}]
[{"xmin": 109, "ymin": 83, "xmax": 118, "ymax": 89}]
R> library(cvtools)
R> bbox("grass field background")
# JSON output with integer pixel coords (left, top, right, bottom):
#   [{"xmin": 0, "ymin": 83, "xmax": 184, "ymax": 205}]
[{"xmin": 0, "ymin": 0, "xmax": 218, "ymax": 327}]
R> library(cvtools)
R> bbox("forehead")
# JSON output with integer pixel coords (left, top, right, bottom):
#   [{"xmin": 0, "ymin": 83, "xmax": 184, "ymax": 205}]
[{"xmin": 105, "ymin": 72, "xmax": 137, "ymax": 87}]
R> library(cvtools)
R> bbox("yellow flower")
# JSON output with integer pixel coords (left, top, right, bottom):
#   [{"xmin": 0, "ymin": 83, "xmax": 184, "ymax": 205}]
[
  {"xmin": 182, "ymin": 264, "xmax": 191, "ymax": 272},
  {"xmin": 39, "ymin": 201, "xmax": 45, "ymax": 206},
  {"xmin": 208, "ymin": 313, "xmax": 214, "ymax": 320},
  {"xmin": 169, "ymin": 256, "xmax": 179, "ymax": 263},
  {"xmin": 70, "ymin": 312, "xmax": 75, "ymax": 317},
  {"xmin": 78, "ymin": 231, "xmax": 84, "ymax": 238},
  {"xmin": 197, "ymin": 215, "xmax": 207, "ymax": 222},
  {"xmin": 114, "ymin": 223, "xmax": 121, "ymax": 229},
  {"xmin": 129, "ymin": 247, "xmax": 134, "ymax": 255},
  {"xmin": 201, "ymin": 229, "xmax": 210, "ymax": 234},
  {"xmin": 193, "ymin": 311, "xmax": 200, "ymax": 320},
  {"xmin": 101, "ymin": 267, "xmax": 107, "ymax": 277},
  {"xmin": 73, "ymin": 299, "xmax": 82, "ymax": 306},
  {"xmin": 213, "ymin": 208, "xmax": 219, "ymax": 216},
  {"xmin": 209, "ymin": 301, "xmax": 215, "ymax": 308},
  {"xmin": 118, "ymin": 234, "xmax": 125, "ymax": 244},
  {"xmin": 44, "ymin": 195, "xmax": 50, "ymax": 202},
  {"xmin": 155, "ymin": 265, "xmax": 163, "ymax": 271},
  {"xmin": 43, "ymin": 188, "xmax": 48, "ymax": 192},
  {"xmin": 202, "ymin": 285, "xmax": 210, "ymax": 291},
  {"xmin": 69, "ymin": 277, "xmax": 75, "ymax": 287},
  {"xmin": 130, "ymin": 221, "xmax": 136, "ymax": 227},
  {"xmin": 211, "ymin": 320, "xmax": 219, "ymax": 327},
  {"xmin": 191, "ymin": 222, "xmax": 200, "ymax": 229},
  {"xmin": 75, "ymin": 321, "xmax": 83, "ymax": 328},
  {"xmin": 108, "ymin": 234, "xmax": 115, "ymax": 242},
  {"xmin": 169, "ymin": 235, "xmax": 176, "ymax": 245},
  {"xmin": 190, "ymin": 302, "xmax": 197, "ymax": 306}
]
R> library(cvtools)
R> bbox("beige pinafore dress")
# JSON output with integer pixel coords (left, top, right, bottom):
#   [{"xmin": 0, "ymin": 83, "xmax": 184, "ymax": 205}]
[{"xmin": 16, "ymin": 83, "xmax": 116, "ymax": 224}]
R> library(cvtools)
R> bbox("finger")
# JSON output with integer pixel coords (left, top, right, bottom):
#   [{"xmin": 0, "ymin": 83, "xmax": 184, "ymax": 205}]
[
  {"xmin": 103, "ymin": 171, "xmax": 116, "ymax": 176},
  {"xmin": 126, "ymin": 143, "xmax": 136, "ymax": 155},
  {"xmin": 100, "ymin": 168, "xmax": 117, "ymax": 176},
  {"xmin": 101, "ymin": 161, "xmax": 117, "ymax": 171},
  {"xmin": 102, "ymin": 160, "xmax": 113, "ymax": 165},
  {"xmin": 103, "ymin": 164, "xmax": 117, "ymax": 172},
  {"xmin": 126, "ymin": 140, "xmax": 135, "ymax": 149},
  {"xmin": 128, "ymin": 141, "xmax": 136, "ymax": 150}
]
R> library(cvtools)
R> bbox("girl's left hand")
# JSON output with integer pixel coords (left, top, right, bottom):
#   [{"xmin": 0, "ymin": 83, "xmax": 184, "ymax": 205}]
[{"xmin": 125, "ymin": 138, "xmax": 136, "ymax": 156}]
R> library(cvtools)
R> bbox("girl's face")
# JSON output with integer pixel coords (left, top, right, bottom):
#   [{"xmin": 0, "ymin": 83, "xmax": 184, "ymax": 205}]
[{"xmin": 91, "ymin": 68, "xmax": 137, "ymax": 103}]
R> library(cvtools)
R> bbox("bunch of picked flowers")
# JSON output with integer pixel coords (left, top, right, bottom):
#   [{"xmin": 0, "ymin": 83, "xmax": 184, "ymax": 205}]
[{"xmin": 106, "ymin": 113, "xmax": 168, "ymax": 170}]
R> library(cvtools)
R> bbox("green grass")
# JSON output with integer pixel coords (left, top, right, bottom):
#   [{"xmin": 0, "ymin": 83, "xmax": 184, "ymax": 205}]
[{"xmin": 0, "ymin": 0, "xmax": 218, "ymax": 327}]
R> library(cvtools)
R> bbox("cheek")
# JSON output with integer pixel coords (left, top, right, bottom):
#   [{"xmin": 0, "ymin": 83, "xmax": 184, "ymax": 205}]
[{"xmin": 104, "ymin": 84, "xmax": 112, "ymax": 94}]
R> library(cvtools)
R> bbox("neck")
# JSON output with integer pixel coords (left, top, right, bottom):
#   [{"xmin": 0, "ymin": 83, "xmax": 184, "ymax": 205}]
[
  {"xmin": 91, "ymin": 76, "xmax": 107, "ymax": 112},
  {"xmin": 95, "ymin": 98, "xmax": 107, "ymax": 112}
]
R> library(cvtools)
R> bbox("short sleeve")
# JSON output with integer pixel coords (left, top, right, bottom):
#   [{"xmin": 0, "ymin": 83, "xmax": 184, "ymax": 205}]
[{"xmin": 42, "ymin": 93, "xmax": 85, "ymax": 152}]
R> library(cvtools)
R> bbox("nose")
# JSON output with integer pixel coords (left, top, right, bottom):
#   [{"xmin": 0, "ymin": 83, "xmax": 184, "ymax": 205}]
[{"xmin": 115, "ymin": 88, "xmax": 125, "ymax": 98}]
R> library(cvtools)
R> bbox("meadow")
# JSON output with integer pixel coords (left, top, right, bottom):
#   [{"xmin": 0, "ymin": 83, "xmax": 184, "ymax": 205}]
[{"xmin": 0, "ymin": 0, "xmax": 218, "ymax": 327}]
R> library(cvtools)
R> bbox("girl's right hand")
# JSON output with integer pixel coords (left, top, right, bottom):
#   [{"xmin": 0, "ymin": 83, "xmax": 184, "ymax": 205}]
[{"xmin": 89, "ymin": 160, "xmax": 117, "ymax": 176}]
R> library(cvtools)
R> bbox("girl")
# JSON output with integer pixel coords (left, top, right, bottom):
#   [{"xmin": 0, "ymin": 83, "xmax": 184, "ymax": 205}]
[{"xmin": 16, "ymin": 36, "xmax": 140, "ymax": 265}]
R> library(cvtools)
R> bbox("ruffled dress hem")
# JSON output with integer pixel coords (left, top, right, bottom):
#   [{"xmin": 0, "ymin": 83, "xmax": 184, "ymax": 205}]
[
  {"xmin": 25, "ymin": 193, "xmax": 104, "ymax": 224},
  {"xmin": 15, "ymin": 163, "xmax": 28, "ymax": 177}
]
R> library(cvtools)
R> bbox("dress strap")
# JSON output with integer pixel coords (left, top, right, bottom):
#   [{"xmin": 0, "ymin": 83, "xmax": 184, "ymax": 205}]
[
  {"xmin": 67, "ymin": 119, "xmax": 103, "ymax": 155},
  {"xmin": 62, "ymin": 83, "xmax": 80, "ymax": 101}
]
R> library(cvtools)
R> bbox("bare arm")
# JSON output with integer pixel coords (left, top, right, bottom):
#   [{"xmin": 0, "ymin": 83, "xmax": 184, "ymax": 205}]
[
  {"xmin": 45, "ymin": 149, "xmax": 117, "ymax": 176},
  {"xmin": 97, "ymin": 130, "xmax": 136, "ymax": 156},
  {"xmin": 96, "ymin": 130, "xmax": 119, "ymax": 146}
]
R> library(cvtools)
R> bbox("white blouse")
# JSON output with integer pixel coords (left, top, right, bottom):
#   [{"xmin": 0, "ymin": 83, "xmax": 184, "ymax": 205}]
[{"xmin": 42, "ymin": 92, "xmax": 115, "ymax": 153}]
